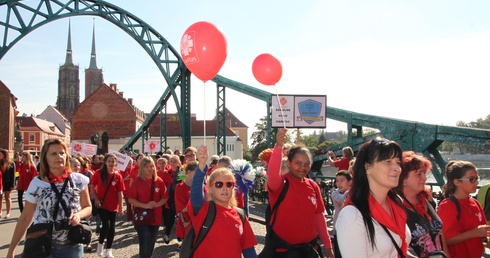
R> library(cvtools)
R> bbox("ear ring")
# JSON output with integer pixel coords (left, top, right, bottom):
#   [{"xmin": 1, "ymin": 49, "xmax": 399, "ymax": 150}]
[{"xmin": 403, "ymin": 182, "xmax": 407, "ymax": 186}]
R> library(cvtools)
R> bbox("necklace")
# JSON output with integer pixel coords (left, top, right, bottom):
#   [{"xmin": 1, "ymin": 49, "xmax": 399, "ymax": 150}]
[{"xmin": 458, "ymin": 198, "xmax": 483, "ymax": 222}]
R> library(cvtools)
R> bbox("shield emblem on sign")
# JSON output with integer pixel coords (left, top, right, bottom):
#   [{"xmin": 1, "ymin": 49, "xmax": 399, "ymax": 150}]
[{"xmin": 298, "ymin": 99, "xmax": 322, "ymax": 124}]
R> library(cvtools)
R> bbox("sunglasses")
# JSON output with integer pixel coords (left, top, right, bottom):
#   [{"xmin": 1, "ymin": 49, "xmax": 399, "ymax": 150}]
[
  {"xmin": 458, "ymin": 176, "xmax": 479, "ymax": 183},
  {"xmin": 212, "ymin": 181, "xmax": 235, "ymax": 189}
]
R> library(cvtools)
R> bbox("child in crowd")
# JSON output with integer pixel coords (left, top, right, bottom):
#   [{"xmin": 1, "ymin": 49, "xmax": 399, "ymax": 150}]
[
  {"xmin": 331, "ymin": 170, "xmax": 352, "ymax": 257},
  {"xmin": 438, "ymin": 160, "xmax": 490, "ymax": 258},
  {"xmin": 187, "ymin": 145, "xmax": 257, "ymax": 257},
  {"xmin": 174, "ymin": 161, "xmax": 197, "ymax": 244}
]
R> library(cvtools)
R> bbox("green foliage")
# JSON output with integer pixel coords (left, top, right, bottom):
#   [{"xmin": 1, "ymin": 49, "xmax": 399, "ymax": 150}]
[{"xmin": 439, "ymin": 116, "xmax": 490, "ymax": 154}]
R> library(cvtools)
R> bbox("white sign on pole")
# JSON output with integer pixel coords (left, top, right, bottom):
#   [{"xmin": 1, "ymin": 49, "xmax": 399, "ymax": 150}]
[
  {"xmin": 271, "ymin": 94, "xmax": 327, "ymax": 128},
  {"xmin": 109, "ymin": 149, "xmax": 131, "ymax": 171},
  {"xmin": 69, "ymin": 141, "xmax": 97, "ymax": 157}
]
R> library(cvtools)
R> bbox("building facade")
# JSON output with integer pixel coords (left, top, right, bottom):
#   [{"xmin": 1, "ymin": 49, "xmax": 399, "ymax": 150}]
[{"xmin": 0, "ymin": 80, "xmax": 18, "ymax": 152}]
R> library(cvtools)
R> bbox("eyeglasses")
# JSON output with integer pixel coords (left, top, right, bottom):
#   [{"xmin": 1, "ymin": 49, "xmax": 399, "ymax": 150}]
[
  {"xmin": 185, "ymin": 153, "xmax": 196, "ymax": 158},
  {"xmin": 458, "ymin": 177, "xmax": 479, "ymax": 183},
  {"xmin": 212, "ymin": 181, "xmax": 235, "ymax": 189}
]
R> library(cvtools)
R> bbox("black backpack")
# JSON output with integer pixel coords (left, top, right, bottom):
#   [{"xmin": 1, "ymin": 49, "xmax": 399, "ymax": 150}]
[{"xmin": 179, "ymin": 201, "xmax": 246, "ymax": 258}]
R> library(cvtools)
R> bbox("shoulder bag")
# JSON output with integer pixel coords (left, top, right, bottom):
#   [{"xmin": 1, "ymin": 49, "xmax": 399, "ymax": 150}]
[
  {"xmin": 92, "ymin": 173, "xmax": 115, "ymax": 216},
  {"xmin": 133, "ymin": 179, "xmax": 155, "ymax": 226}
]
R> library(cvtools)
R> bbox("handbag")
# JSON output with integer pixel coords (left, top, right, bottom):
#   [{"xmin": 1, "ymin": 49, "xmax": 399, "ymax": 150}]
[
  {"xmin": 22, "ymin": 222, "xmax": 53, "ymax": 258},
  {"xmin": 93, "ymin": 174, "xmax": 115, "ymax": 216},
  {"xmin": 67, "ymin": 222, "xmax": 92, "ymax": 244},
  {"xmin": 133, "ymin": 179, "xmax": 155, "ymax": 226}
]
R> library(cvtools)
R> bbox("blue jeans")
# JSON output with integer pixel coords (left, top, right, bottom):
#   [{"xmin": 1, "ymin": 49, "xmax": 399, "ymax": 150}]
[
  {"xmin": 49, "ymin": 243, "xmax": 83, "ymax": 258},
  {"xmin": 135, "ymin": 224, "xmax": 159, "ymax": 258}
]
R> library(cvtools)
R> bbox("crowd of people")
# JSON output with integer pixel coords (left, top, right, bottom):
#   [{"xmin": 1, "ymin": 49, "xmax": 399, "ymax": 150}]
[{"xmin": 0, "ymin": 130, "xmax": 489, "ymax": 257}]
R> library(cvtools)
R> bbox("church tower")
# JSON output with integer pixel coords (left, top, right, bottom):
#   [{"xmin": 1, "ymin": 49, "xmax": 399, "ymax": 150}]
[
  {"xmin": 57, "ymin": 20, "xmax": 80, "ymax": 121},
  {"xmin": 85, "ymin": 20, "xmax": 103, "ymax": 98}
]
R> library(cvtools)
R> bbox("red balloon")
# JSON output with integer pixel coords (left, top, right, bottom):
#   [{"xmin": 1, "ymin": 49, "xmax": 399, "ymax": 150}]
[
  {"xmin": 252, "ymin": 53, "xmax": 282, "ymax": 86},
  {"xmin": 180, "ymin": 21, "xmax": 227, "ymax": 82}
]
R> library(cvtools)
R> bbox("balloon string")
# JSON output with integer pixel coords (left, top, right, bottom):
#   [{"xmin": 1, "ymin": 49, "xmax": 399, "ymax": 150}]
[
  {"xmin": 273, "ymin": 85, "xmax": 286, "ymax": 129},
  {"xmin": 203, "ymin": 81, "xmax": 206, "ymax": 146}
]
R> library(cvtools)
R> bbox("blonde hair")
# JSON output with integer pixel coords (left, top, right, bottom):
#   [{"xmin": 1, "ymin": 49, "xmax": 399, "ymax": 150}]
[
  {"xmin": 21, "ymin": 151, "xmax": 35, "ymax": 167},
  {"xmin": 138, "ymin": 156, "xmax": 158, "ymax": 181},
  {"xmin": 207, "ymin": 167, "xmax": 237, "ymax": 207}
]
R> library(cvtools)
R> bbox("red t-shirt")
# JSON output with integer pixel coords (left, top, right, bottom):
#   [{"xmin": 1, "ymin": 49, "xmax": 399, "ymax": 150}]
[
  {"xmin": 91, "ymin": 170, "xmax": 125, "ymax": 212},
  {"xmin": 17, "ymin": 163, "xmax": 38, "ymax": 191},
  {"xmin": 129, "ymin": 164, "xmax": 139, "ymax": 179},
  {"xmin": 438, "ymin": 197, "xmax": 486, "ymax": 258},
  {"xmin": 128, "ymin": 177, "xmax": 168, "ymax": 226},
  {"xmin": 269, "ymin": 173, "xmax": 325, "ymax": 245},
  {"xmin": 175, "ymin": 181, "xmax": 191, "ymax": 238},
  {"xmin": 187, "ymin": 201, "xmax": 257, "ymax": 257},
  {"xmin": 160, "ymin": 171, "xmax": 173, "ymax": 188},
  {"xmin": 333, "ymin": 157, "xmax": 351, "ymax": 171}
]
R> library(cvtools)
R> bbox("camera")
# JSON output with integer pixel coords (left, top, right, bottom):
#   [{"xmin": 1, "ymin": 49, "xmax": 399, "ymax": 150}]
[{"xmin": 54, "ymin": 219, "xmax": 71, "ymax": 231}]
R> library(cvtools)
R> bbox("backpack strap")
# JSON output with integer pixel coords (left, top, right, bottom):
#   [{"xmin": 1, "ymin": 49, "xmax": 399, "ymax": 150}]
[
  {"xmin": 447, "ymin": 195, "xmax": 461, "ymax": 220},
  {"xmin": 193, "ymin": 201, "xmax": 217, "ymax": 252},
  {"xmin": 234, "ymin": 207, "xmax": 246, "ymax": 224},
  {"xmin": 268, "ymin": 178, "xmax": 289, "ymax": 228}
]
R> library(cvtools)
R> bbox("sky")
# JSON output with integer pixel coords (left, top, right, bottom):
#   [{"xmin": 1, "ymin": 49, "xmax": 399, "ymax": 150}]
[{"xmin": 1, "ymin": 0, "xmax": 490, "ymax": 143}]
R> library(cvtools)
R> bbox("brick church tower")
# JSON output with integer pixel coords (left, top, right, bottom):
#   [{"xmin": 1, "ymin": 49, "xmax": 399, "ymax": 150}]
[
  {"xmin": 84, "ymin": 21, "xmax": 103, "ymax": 99},
  {"xmin": 56, "ymin": 21, "xmax": 80, "ymax": 121}
]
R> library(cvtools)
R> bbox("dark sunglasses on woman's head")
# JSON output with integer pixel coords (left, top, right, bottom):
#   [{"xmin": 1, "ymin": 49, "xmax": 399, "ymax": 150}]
[
  {"xmin": 212, "ymin": 181, "xmax": 235, "ymax": 189},
  {"xmin": 368, "ymin": 136, "xmax": 390, "ymax": 149}
]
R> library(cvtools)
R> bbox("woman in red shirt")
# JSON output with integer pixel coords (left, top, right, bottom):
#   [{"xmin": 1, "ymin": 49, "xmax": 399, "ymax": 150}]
[
  {"xmin": 438, "ymin": 160, "xmax": 490, "ymax": 258},
  {"xmin": 129, "ymin": 156, "xmax": 168, "ymax": 257},
  {"xmin": 162, "ymin": 154, "xmax": 181, "ymax": 243},
  {"xmin": 91, "ymin": 154, "xmax": 124, "ymax": 258},
  {"xmin": 16, "ymin": 151, "xmax": 38, "ymax": 213}
]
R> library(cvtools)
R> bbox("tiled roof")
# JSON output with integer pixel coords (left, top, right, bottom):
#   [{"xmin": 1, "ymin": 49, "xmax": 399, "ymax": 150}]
[
  {"xmin": 17, "ymin": 116, "xmax": 64, "ymax": 136},
  {"xmin": 213, "ymin": 107, "xmax": 248, "ymax": 128},
  {"xmin": 148, "ymin": 119, "xmax": 236, "ymax": 137}
]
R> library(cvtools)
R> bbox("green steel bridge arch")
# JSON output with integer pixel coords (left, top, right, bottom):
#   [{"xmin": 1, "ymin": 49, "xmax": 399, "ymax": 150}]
[
  {"xmin": 0, "ymin": 0, "xmax": 194, "ymax": 150},
  {"xmin": 2, "ymin": 1, "xmax": 489, "ymax": 186}
]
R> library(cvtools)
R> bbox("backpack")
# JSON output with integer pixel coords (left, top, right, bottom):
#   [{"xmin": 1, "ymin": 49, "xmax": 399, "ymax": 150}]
[{"xmin": 179, "ymin": 201, "xmax": 246, "ymax": 258}]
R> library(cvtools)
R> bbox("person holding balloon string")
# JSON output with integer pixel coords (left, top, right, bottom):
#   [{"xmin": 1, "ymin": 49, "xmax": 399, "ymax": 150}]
[{"xmin": 260, "ymin": 128, "xmax": 334, "ymax": 258}]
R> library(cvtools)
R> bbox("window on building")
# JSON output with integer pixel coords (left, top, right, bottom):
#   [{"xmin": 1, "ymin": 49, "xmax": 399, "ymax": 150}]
[{"xmin": 29, "ymin": 134, "xmax": 35, "ymax": 142}]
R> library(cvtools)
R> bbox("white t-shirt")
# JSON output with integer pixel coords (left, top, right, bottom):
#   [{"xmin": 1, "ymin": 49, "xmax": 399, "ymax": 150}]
[
  {"xmin": 335, "ymin": 205, "xmax": 411, "ymax": 258},
  {"xmin": 331, "ymin": 189, "xmax": 349, "ymax": 234},
  {"xmin": 25, "ymin": 173, "xmax": 89, "ymax": 245}
]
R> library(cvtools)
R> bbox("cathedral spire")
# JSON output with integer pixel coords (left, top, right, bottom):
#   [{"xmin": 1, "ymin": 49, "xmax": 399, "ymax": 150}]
[
  {"xmin": 65, "ymin": 19, "xmax": 73, "ymax": 65},
  {"xmin": 89, "ymin": 19, "xmax": 98, "ymax": 69}
]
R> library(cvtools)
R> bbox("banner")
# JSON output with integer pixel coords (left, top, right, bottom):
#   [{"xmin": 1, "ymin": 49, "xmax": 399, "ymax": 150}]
[
  {"xmin": 144, "ymin": 141, "xmax": 160, "ymax": 154},
  {"xmin": 70, "ymin": 141, "xmax": 97, "ymax": 157},
  {"xmin": 108, "ymin": 149, "xmax": 131, "ymax": 171}
]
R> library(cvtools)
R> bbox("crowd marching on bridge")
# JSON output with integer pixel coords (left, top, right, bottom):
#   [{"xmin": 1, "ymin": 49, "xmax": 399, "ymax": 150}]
[{"xmin": 1, "ymin": 128, "xmax": 489, "ymax": 257}]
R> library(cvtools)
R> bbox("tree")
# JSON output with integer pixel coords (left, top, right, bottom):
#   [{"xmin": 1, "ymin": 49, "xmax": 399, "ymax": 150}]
[
  {"xmin": 318, "ymin": 129, "xmax": 326, "ymax": 144},
  {"xmin": 249, "ymin": 116, "xmax": 276, "ymax": 162}
]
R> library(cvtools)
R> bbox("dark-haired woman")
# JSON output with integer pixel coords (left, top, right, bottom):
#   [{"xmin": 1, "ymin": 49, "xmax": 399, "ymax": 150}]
[
  {"xmin": 437, "ymin": 160, "xmax": 490, "ymax": 258},
  {"xmin": 259, "ymin": 128, "xmax": 333, "ymax": 258},
  {"xmin": 91, "ymin": 154, "xmax": 125, "ymax": 258},
  {"xmin": 336, "ymin": 137, "xmax": 410, "ymax": 257},
  {"xmin": 0, "ymin": 149, "xmax": 16, "ymax": 218},
  {"xmin": 395, "ymin": 151, "xmax": 448, "ymax": 257}
]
